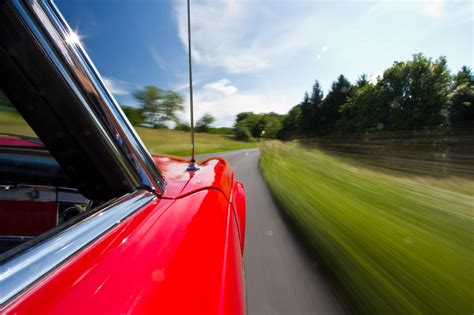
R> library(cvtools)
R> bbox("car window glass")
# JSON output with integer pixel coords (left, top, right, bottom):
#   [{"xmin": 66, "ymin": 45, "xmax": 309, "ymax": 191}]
[
  {"xmin": 0, "ymin": 89, "xmax": 38, "ymax": 141},
  {"xmin": 0, "ymin": 88, "xmax": 94, "ymax": 260}
]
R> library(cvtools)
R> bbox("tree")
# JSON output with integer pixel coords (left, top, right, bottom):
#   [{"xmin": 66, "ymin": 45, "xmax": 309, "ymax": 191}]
[
  {"xmin": 235, "ymin": 123, "xmax": 253, "ymax": 141},
  {"xmin": 381, "ymin": 54, "xmax": 451, "ymax": 131},
  {"xmin": 234, "ymin": 112, "xmax": 265, "ymax": 138},
  {"xmin": 261, "ymin": 113, "xmax": 284, "ymax": 139},
  {"xmin": 300, "ymin": 82, "xmax": 324, "ymax": 135},
  {"xmin": 133, "ymin": 86, "xmax": 161, "ymax": 117},
  {"xmin": 338, "ymin": 83, "xmax": 388, "ymax": 133},
  {"xmin": 121, "ymin": 105, "xmax": 145, "ymax": 126},
  {"xmin": 161, "ymin": 91, "xmax": 184, "ymax": 123},
  {"xmin": 235, "ymin": 112, "xmax": 254, "ymax": 125},
  {"xmin": 133, "ymin": 85, "xmax": 184, "ymax": 128},
  {"xmin": 279, "ymin": 104, "xmax": 302, "ymax": 139},
  {"xmin": 319, "ymin": 75, "xmax": 353, "ymax": 134},
  {"xmin": 356, "ymin": 74, "xmax": 369, "ymax": 89},
  {"xmin": 233, "ymin": 111, "xmax": 284, "ymax": 139},
  {"xmin": 196, "ymin": 113, "xmax": 215, "ymax": 132},
  {"xmin": 448, "ymin": 66, "xmax": 474, "ymax": 129}
]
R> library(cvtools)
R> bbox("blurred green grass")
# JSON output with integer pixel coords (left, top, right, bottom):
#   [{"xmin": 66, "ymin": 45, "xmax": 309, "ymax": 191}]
[
  {"xmin": 0, "ymin": 110, "xmax": 256, "ymax": 156},
  {"xmin": 260, "ymin": 141, "xmax": 474, "ymax": 314},
  {"xmin": 0, "ymin": 110, "xmax": 36, "ymax": 136}
]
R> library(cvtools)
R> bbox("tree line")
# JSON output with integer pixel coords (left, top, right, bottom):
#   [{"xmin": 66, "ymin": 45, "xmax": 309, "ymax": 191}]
[
  {"xmin": 121, "ymin": 86, "xmax": 223, "ymax": 133},
  {"xmin": 234, "ymin": 54, "xmax": 473, "ymax": 141}
]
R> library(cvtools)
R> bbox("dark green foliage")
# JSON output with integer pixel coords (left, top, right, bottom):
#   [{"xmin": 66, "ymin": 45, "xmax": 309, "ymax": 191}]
[
  {"xmin": 121, "ymin": 105, "xmax": 145, "ymax": 126},
  {"xmin": 196, "ymin": 113, "xmax": 216, "ymax": 132},
  {"xmin": 233, "ymin": 112, "xmax": 284, "ymax": 139},
  {"xmin": 381, "ymin": 54, "xmax": 451, "ymax": 131},
  {"xmin": 235, "ymin": 112, "xmax": 265, "ymax": 137},
  {"xmin": 319, "ymin": 75, "xmax": 353, "ymax": 134},
  {"xmin": 232, "ymin": 54, "xmax": 470, "ymax": 139},
  {"xmin": 260, "ymin": 113, "xmax": 284, "ymax": 138},
  {"xmin": 175, "ymin": 121, "xmax": 191, "ymax": 132},
  {"xmin": 153, "ymin": 122, "xmax": 169, "ymax": 129},
  {"xmin": 300, "ymin": 83, "xmax": 324, "ymax": 135},
  {"xmin": 234, "ymin": 112, "xmax": 260, "ymax": 137},
  {"xmin": 448, "ymin": 66, "xmax": 474, "ymax": 129},
  {"xmin": 235, "ymin": 123, "xmax": 253, "ymax": 141},
  {"xmin": 356, "ymin": 74, "xmax": 369, "ymax": 88},
  {"xmin": 338, "ymin": 83, "xmax": 388, "ymax": 132},
  {"xmin": 279, "ymin": 104, "xmax": 301, "ymax": 139}
]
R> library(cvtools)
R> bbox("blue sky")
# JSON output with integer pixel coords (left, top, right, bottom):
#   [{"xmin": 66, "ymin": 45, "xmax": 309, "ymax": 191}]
[{"xmin": 56, "ymin": 0, "xmax": 473, "ymax": 127}]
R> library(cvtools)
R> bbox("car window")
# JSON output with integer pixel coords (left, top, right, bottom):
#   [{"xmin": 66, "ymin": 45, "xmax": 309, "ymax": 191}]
[
  {"xmin": 0, "ymin": 88, "xmax": 94, "ymax": 260},
  {"xmin": 0, "ymin": 89, "xmax": 38, "ymax": 141}
]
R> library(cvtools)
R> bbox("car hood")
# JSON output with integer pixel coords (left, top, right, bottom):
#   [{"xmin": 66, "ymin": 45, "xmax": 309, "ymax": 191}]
[{"xmin": 152, "ymin": 154, "xmax": 234, "ymax": 200}]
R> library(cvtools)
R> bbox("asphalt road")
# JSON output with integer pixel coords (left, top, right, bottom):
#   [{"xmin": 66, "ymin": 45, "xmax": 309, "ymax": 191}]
[{"xmin": 196, "ymin": 148, "xmax": 345, "ymax": 315}]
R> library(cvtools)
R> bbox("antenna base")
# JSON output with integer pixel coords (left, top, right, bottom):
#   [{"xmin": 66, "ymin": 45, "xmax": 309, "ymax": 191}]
[{"xmin": 186, "ymin": 161, "xmax": 199, "ymax": 171}]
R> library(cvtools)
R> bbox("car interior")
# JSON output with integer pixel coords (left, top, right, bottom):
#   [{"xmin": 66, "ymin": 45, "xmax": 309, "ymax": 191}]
[{"xmin": 0, "ymin": 90, "xmax": 95, "ymax": 257}]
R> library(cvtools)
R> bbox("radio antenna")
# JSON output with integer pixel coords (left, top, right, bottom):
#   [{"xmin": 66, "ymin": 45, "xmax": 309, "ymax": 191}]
[{"xmin": 186, "ymin": 0, "xmax": 199, "ymax": 171}]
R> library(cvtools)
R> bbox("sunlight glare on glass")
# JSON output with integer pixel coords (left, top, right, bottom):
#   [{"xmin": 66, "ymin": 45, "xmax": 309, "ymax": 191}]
[{"xmin": 66, "ymin": 30, "xmax": 81, "ymax": 45}]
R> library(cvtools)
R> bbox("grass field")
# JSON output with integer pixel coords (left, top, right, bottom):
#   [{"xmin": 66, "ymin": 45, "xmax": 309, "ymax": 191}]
[
  {"xmin": 0, "ymin": 110, "xmax": 256, "ymax": 156},
  {"xmin": 134, "ymin": 126, "xmax": 256, "ymax": 156},
  {"xmin": 260, "ymin": 141, "xmax": 473, "ymax": 314}
]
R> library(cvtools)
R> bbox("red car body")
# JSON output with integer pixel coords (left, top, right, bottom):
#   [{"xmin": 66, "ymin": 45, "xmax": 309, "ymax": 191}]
[
  {"xmin": 1, "ymin": 139, "xmax": 246, "ymax": 314},
  {"xmin": 0, "ymin": 0, "xmax": 246, "ymax": 313}
]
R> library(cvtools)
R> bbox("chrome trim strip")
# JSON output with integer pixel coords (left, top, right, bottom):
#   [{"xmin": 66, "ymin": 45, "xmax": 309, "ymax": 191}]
[
  {"xmin": 11, "ymin": 0, "xmax": 166, "ymax": 194},
  {"xmin": 0, "ymin": 185, "xmax": 88, "ymax": 204},
  {"xmin": 0, "ymin": 190, "xmax": 156, "ymax": 305},
  {"xmin": 0, "ymin": 185, "xmax": 56, "ymax": 202},
  {"xmin": 0, "ymin": 236, "xmax": 34, "ymax": 241}
]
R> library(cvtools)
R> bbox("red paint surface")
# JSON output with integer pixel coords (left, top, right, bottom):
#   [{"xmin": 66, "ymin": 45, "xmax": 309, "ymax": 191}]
[
  {"xmin": 0, "ymin": 200, "xmax": 56, "ymax": 236},
  {"xmin": 4, "ymin": 169, "xmax": 245, "ymax": 314},
  {"xmin": 0, "ymin": 135, "xmax": 42, "ymax": 147},
  {"xmin": 2, "ymin": 147, "xmax": 246, "ymax": 314},
  {"xmin": 153, "ymin": 155, "xmax": 234, "ymax": 200},
  {"xmin": 232, "ymin": 181, "xmax": 246, "ymax": 255}
]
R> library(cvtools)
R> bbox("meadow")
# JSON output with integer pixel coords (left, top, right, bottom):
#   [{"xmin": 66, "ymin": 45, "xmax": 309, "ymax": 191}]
[
  {"xmin": 260, "ymin": 141, "xmax": 473, "ymax": 314},
  {"xmin": 0, "ymin": 110, "xmax": 256, "ymax": 156}
]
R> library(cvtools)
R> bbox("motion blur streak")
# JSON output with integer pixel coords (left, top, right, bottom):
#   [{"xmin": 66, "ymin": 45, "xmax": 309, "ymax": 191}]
[{"xmin": 260, "ymin": 135, "xmax": 473, "ymax": 314}]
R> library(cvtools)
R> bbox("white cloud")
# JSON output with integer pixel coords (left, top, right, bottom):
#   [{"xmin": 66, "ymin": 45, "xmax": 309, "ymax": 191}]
[
  {"xmin": 179, "ymin": 81, "xmax": 291, "ymax": 127},
  {"xmin": 102, "ymin": 76, "xmax": 130, "ymax": 95},
  {"xmin": 173, "ymin": 0, "xmax": 320, "ymax": 73},
  {"xmin": 203, "ymin": 79, "xmax": 238, "ymax": 96},
  {"xmin": 191, "ymin": 91, "xmax": 290, "ymax": 127}
]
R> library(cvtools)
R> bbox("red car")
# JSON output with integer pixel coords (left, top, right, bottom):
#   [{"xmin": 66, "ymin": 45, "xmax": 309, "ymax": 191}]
[{"xmin": 0, "ymin": 1, "xmax": 246, "ymax": 314}]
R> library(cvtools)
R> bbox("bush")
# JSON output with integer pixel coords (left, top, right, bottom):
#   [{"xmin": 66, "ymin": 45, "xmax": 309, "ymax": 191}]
[
  {"xmin": 235, "ymin": 125, "xmax": 253, "ymax": 141},
  {"xmin": 175, "ymin": 122, "xmax": 191, "ymax": 132}
]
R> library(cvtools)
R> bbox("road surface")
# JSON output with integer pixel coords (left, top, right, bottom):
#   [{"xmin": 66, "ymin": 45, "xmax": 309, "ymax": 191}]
[{"xmin": 196, "ymin": 148, "xmax": 345, "ymax": 315}]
